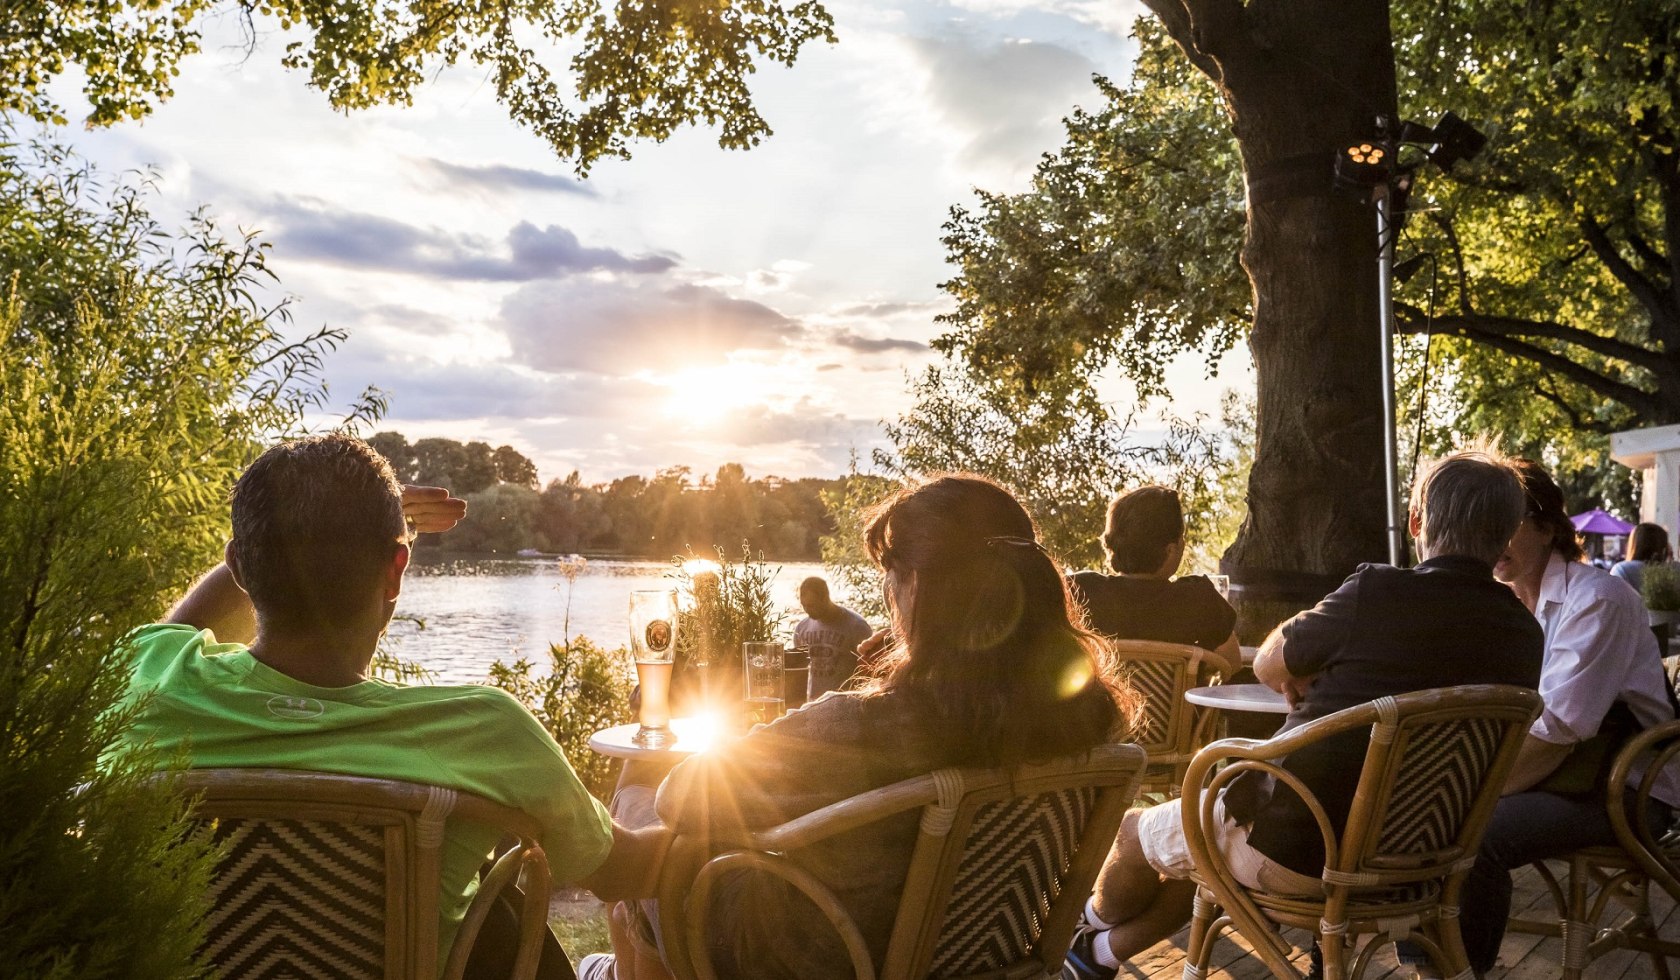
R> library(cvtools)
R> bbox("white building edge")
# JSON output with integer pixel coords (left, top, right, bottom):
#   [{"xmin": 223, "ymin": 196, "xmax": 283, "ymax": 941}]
[{"xmin": 1611, "ymin": 423, "xmax": 1680, "ymax": 551}]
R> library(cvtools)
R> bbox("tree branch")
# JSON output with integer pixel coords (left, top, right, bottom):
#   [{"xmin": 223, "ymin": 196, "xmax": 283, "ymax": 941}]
[
  {"xmin": 1626, "ymin": 226, "xmax": 1668, "ymax": 282},
  {"xmin": 1444, "ymin": 328, "xmax": 1669, "ymax": 422},
  {"xmin": 1140, "ymin": 0, "xmax": 1244, "ymax": 83},
  {"xmin": 1650, "ymin": 140, "xmax": 1680, "ymax": 311},
  {"xmin": 1531, "ymin": 379, "xmax": 1622, "ymax": 435},
  {"xmin": 1429, "ymin": 212, "xmax": 1473, "ymax": 315},
  {"xmin": 1394, "ymin": 303, "xmax": 1666, "ymax": 371},
  {"xmin": 1580, "ymin": 213, "xmax": 1674, "ymax": 329}
]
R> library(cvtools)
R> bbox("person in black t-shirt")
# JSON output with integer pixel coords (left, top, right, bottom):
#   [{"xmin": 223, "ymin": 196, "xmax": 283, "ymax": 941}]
[
  {"xmin": 1067, "ymin": 485, "xmax": 1241, "ymax": 677},
  {"xmin": 1062, "ymin": 450, "xmax": 1544, "ymax": 980}
]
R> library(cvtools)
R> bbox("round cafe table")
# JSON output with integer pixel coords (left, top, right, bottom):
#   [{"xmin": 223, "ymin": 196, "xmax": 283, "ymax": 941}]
[
  {"xmin": 1183, "ymin": 683, "xmax": 1290, "ymax": 714},
  {"xmin": 588, "ymin": 718, "xmax": 728, "ymax": 761},
  {"xmin": 1184, "ymin": 682, "xmax": 1290, "ymax": 741}
]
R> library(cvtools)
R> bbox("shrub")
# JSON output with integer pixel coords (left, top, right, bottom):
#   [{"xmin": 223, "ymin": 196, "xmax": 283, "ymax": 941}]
[
  {"xmin": 488, "ymin": 638, "xmax": 635, "ymax": 803},
  {"xmin": 0, "ymin": 136, "xmax": 359, "ymax": 977},
  {"xmin": 1645, "ymin": 563, "xmax": 1680, "ymax": 612}
]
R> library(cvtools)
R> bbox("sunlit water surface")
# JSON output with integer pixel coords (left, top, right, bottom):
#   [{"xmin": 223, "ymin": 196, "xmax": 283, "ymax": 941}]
[{"xmin": 385, "ymin": 557, "xmax": 837, "ymax": 685}]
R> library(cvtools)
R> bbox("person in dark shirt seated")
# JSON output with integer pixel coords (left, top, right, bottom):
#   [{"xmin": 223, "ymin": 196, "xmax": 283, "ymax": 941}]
[
  {"xmin": 1067, "ymin": 485, "xmax": 1241, "ymax": 677},
  {"xmin": 1061, "ymin": 449, "xmax": 1545, "ymax": 980}
]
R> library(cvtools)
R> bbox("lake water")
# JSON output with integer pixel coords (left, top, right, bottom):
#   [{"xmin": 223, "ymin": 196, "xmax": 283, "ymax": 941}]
[{"xmin": 385, "ymin": 557, "xmax": 838, "ymax": 685}]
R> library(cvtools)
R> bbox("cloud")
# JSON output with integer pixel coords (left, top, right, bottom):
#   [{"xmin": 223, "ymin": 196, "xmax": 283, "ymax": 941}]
[
  {"xmin": 265, "ymin": 198, "xmax": 675, "ymax": 280},
  {"xmin": 414, "ymin": 158, "xmax": 595, "ymax": 197},
  {"xmin": 835, "ymin": 301, "xmax": 938, "ymax": 318},
  {"xmin": 941, "ymin": 0, "xmax": 1147, "ymax": 37},
  {"xmin": 357, "ymin": 304, "xmax": 459, "ymax": 336},
  {"xmin": 324, "ymin": 340, "xmax": 662, "ymax": 422},
  {"xmin": 832, "ymin": 332, "xmax": 928, "ymax": 354},
  {"xmin": 907, "ymin": 34, "xmax": 1100, "ymax": 170},
  {"xmin": 500, "ymin": 279, "xmax": 802, "ymax": 374}
]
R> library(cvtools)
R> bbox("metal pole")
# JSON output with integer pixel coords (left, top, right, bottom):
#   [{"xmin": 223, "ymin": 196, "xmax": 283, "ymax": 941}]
[{"xmin": 1377, "ymin": 187, "xmax": 1405, "ymax": 566}]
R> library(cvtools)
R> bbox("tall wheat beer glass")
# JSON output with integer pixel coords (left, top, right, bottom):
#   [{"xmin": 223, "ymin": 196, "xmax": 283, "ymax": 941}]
[{"xmin": 628, "ymin": 589, "xmax": 679, "ymax": 747}]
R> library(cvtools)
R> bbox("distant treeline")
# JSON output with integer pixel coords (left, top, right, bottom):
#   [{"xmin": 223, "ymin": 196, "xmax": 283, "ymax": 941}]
[{"xmin": 367, "ymin": 432, "xmax": 844, "ymax": 560}]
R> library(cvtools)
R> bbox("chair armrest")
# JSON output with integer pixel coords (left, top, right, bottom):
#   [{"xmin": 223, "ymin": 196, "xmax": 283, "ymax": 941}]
[
  {"xmin": 751, "ymin": 776, "xmax": 942, "ymax": 852},
  {"xmin": 1182, "ymin": 741, "xmax": 1340, "ymax": 880},
  {"xmin": 443, "ymin": 841, "xmax": 549, "ymax": 980},
  {"xmin": 1607, "ymin": 718, "xmax": 1680, "ymax": 898},
  {"xmin": 681, "ymin": 850, "xmax": 877, "ymax": 980}
]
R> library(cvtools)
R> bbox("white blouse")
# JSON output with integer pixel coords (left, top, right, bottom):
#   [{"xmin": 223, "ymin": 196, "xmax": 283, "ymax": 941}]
[{"xmin": 1531, "ymin": 553, "xmax": 1679, "ymax": 805}]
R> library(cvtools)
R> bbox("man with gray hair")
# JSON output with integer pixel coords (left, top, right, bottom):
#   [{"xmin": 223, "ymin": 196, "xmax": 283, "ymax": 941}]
[{"xmin": 1063, "ymin": 449, "xmax": 1545, "ymax": 980}]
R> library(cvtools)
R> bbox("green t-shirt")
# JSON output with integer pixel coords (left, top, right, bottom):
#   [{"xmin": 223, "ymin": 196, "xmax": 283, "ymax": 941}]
[{"xmin": 114, "ymin": 624, "xmax": 613, "ymax": 962}]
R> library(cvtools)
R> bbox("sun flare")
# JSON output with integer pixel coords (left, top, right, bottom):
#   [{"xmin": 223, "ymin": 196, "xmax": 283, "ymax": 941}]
[{"xmin": 658, "ymin": 363, "xmax": 777, "ymax": 424}]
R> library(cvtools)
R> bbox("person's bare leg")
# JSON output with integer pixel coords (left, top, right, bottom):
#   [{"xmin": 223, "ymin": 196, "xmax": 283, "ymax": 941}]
[
  {"xmin": 606, "ymin": 903, "xmax": 640, "ymax": 980},
  {"xmin": 605, "ymin": 901, "xmax": 678, "ymax": 980},
  {"xmin": 1083, "ymin": 808, "xmax": 1197, "ymax": 965},
  {"xmin": 1090, "ymin": 810, "xmax": 1164, "ymax": 924},
  {"xmin": 1103, "ymin": 878, "xmax": 1195, "ymax": 960}
]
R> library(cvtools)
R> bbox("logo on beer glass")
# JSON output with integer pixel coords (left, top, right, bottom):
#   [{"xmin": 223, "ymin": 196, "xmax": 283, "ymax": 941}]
[{"xmin": 645, "ymin": 619, "xmax": 673, "ymax": 653}]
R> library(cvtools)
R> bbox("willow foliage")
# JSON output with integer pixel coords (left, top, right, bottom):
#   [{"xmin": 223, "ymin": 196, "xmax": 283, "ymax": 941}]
[{"xmin": 0, "ymin": 137, "xmax": 354, "ymax": 977}]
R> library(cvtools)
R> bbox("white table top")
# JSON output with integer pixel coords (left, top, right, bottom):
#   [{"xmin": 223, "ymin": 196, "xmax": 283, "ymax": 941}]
[
  {"xmin": 1183, "ymin": 683, "xmax": 1290, "ymax": 714},
  {"xmin": 587, "ymin": 718, "xmax": 731, "ymax": 760}
]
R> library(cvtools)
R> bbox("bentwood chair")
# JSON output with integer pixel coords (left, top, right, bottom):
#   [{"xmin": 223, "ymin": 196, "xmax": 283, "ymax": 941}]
[
  {"xmin": 172, "ymin": 768, "xmax": 551, "ymax": 980},
  {"xmin": 1110, "ymin": 640, "xmax": 1218, "ymax": 798},
  {"xmin": 1181, "ymin": 686, "xmax": 1542, "ymax": 980},
  {"xmin": 1506, "ymin": 718, "xmax": 1680, "ymax": 979},
  {"xmin": 654, "ymin": 743, "xmax": 1148, "ymax": 980}
]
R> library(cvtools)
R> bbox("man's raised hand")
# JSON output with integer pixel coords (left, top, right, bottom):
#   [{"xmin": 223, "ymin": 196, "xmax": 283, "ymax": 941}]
[{"xmin": 402, "ymin": 485, "xmax": 468, "ymax": 536}]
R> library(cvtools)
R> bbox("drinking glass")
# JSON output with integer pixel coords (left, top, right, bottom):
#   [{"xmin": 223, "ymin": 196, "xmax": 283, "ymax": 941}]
[
  {"xmin": 1209, "ymin": 574, "xmax": 1231, "ymax": 600},
  {"xmin": 742, "ymin": 642, "xmax": 786, "ymax": 726},
  {"xmin": 629, "ymin": 589, "xmax": 680, "ymax": 746}
]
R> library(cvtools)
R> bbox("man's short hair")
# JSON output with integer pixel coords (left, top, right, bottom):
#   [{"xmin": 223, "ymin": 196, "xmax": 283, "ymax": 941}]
[
  {"xmin": 799, "ymin": 576, "xmax": 829, "ymax": 602},
  {"xmin": 231, "ymin": 434, "xmax": 405, "ymax": 631},
  {"xmin": 1410, "ymin": 449, "xmax": 1525, "ymax": 565}
]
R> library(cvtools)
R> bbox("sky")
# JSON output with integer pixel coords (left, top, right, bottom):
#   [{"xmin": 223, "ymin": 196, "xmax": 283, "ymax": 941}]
[{"xmin": 58, "ymin": 0, "xmax": 1248, "ymax": 486}]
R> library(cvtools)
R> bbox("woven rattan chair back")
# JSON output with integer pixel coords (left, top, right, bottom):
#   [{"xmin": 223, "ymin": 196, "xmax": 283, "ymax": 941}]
[
  {"xmin": 1506, "ymin": 718, "xmax": 1680, "ymax": 979},
  {"xmin": 659, "ymin": 742, "xmax": 1147, "ymax": 980},
  {"xmin": 1109, "ymin": 640, "xmax": 1210, "ymax": 797},
  {"xmin": 172, "ymin": 768, "xmax": 551, "ymax": 980},
  {"xmin": 1182, "ymin": 685, "xmax": 1541, "ymax": 980}
]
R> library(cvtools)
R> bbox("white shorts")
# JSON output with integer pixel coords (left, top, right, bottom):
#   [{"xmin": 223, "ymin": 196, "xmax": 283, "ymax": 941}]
[{"xmin": 1134, "ymin": 794, "xmax": 1322, "ymax": 897}]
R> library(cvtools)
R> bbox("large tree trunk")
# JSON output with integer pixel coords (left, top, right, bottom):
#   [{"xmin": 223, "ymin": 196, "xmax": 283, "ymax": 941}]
[{"xmin": 1144, "ymin": 0, "xmax": 1397, "ymax": 630}]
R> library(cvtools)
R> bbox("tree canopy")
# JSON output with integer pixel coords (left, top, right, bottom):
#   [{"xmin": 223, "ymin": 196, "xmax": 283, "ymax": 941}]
[
  {"xmin": 3, "ymin": 0, "xmax": 836, "ymax": 171},
  {"xmin": 940, "ymin": 1, "xmax": 1679, "ymax": 519},
  {"xmin": 364, "ymin": 431, "xmax": 842, "ymax": 559}
]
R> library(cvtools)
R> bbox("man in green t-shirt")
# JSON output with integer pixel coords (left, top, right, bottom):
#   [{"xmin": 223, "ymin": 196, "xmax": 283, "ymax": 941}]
[{"xmin": 115, "ymin": 434, "xmax": 658, "ymax": 978}]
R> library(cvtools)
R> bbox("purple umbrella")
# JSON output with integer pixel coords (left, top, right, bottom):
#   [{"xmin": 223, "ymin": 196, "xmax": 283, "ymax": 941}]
[{"xmin": 1570, "ymin": 509, "xmax": 1635, "ymax": 535}]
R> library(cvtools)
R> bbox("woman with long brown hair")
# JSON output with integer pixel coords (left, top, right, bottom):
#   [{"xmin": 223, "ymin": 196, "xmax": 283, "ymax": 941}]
[
  {"xmin": 585, "ymin": 474, "xmax": 1135, "ymax": 980},
  {"xmin": 1610, "ymin": 520, "xmax": 1672, "ymax": 595}
]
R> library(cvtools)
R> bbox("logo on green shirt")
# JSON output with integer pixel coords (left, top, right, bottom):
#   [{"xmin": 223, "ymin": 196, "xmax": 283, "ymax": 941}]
[{"xmin": 267, "ymin": 695, "xmax": 325, "ymax": 719}]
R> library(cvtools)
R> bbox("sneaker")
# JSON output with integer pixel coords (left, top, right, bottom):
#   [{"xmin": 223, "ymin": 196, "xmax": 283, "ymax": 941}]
[
  {"xmin": 1060, "ymin": 916, "xmax": 1117, "ymax": 980},
  {"xmin": 577, "ymin": 953, "xmax": 616, "ymax": 980}
]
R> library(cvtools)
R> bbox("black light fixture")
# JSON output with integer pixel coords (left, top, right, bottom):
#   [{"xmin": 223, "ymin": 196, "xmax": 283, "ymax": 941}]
[{"xmin": 1425, "ymin": 111, "xmax": 1488, "ymax": 171}]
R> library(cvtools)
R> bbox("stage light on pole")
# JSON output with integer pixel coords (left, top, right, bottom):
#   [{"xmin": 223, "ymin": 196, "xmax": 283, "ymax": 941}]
[{"xmin": 1338, "ymin": 112, "xmax": 1486, "ymax": 567}]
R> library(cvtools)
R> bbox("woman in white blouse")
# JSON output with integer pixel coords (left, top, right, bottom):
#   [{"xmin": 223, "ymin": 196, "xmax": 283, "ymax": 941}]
[{"xmin": 1446, "ymin": 459, "xmax": 1678, "ymax": 974}]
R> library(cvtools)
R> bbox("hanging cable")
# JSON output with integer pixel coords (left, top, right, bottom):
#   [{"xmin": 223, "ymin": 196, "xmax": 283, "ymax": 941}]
[{"xmin": 1408, "ymin": 255, "xmax": 1441, "ymax": 481}]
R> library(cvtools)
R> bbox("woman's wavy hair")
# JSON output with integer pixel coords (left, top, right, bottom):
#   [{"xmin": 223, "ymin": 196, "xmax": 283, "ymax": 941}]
[
  {"xmin": 860, "ymin": 473, "xmax": 1135, "ymax": 768},
  {"xmin": 1513, "ymin": 458, "xmax": 1586, "ymax": 562}
]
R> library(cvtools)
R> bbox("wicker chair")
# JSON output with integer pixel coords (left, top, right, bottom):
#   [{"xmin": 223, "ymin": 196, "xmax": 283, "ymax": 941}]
[
  {"xmin": 1181, "ymin": 685, "xmax": 1542, "ymax": 980},
  {"xmin": 1505, "ymin": 718, "xmax": 1680, "ymax": 979},
  {"xmin": 1110, "ymin": 640, "xmax": 1219, "ymax": 798},
  {"xmin": 173, "ymin": 768, "xmax": 552, "ymax": 980},
  {"xmin": 653, "ymin": 743, "xmax": 1148, "ymax": 980}
]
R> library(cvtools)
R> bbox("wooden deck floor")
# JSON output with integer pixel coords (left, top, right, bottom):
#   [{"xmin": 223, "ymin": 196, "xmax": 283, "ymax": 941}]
[{"xmin": 1121, "ymin": 861, "xmax": 1679, "ymax": 979}]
